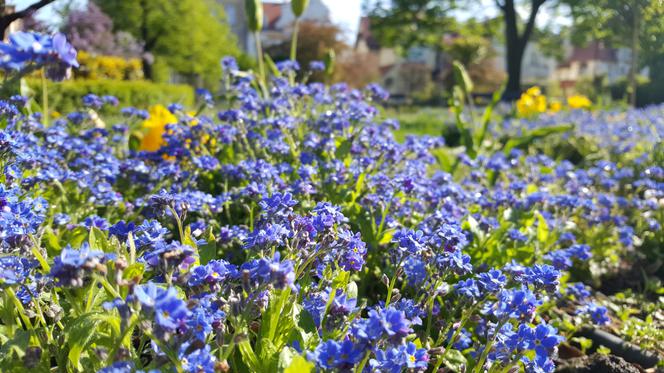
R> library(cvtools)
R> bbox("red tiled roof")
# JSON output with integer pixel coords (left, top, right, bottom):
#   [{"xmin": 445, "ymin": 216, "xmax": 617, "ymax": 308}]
[
  {"xmin": 263, "ymin": 3, "xmax": 282, "ymax": 30},
  {"xmin": 565, "ymin": 41, "xmax": 617, "ymax": 64}
]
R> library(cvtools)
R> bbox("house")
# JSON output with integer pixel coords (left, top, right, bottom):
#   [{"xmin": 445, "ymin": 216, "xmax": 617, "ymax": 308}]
[
  {"xmin": 355, "ymin": 16, "xmax": 444, "ymax": 99},
  {"xmin": 220, "ymin": 0, "xmax": 331, "ymax": 57},
  {"xmin": 491, "ymin": 40, "xmax": 557, "ymax": 87},
  {"xmin": 553, "ymin": 41, "xmax": 634, "ymax": 92}
]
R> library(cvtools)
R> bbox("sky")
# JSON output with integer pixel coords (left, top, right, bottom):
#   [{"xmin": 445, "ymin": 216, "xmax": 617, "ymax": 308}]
[{"xmin": 9, "ymin": 0, "xmax": 363, "ymax": 42}]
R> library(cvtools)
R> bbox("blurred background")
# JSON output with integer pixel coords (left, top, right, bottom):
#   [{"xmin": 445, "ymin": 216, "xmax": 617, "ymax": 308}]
[{"xmin": 2, "ymin": 0, "xmax": 663, "ymax": 109}]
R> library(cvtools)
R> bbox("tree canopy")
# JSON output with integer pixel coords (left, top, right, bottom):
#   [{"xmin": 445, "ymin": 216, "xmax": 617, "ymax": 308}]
[{"xmin": 95, "ymin": 0, "xmax": 238, "ymax": 87}]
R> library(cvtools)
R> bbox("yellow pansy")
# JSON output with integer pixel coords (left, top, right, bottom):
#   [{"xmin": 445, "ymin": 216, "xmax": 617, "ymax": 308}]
[
  {"xmin": 549, "ymin": 100, "xmax": 562, "ymax": 113},
  {"xmin": 567, "ymin": 95, "xmax": 592, "ymax": 110},
  {"xmin": 140, "ymin": 105, "xmax": 178, "ymax": 152},
  {"xmin": 516, "ymin": 86, "xmax": 547, "ymax": 118}
]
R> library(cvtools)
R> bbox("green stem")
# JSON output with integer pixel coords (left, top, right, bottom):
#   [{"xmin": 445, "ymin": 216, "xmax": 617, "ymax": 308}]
[
  {"xmin": 167, "ymin": 206, "xmax": 185, "ymax": 243},
  {"xmin": 6, "ymin": 287, "xmax": 34, "ymax": 330},
  {"xmin": 253, "ymin": 31, "xmax": 268, "ymax": 97},
  {"xmin": 41, "ymin": 68, "xmax": 49, "ymax": 127},
  {"xmin": 355, "ymin": 351, "xmax": 371, "ymax": 373},
  {"xmin": 473, "ymin": 320, "xmax": 507, "ymax": 373},
  {"xmin": 290, "ymin": 18, "xmax": 300, "ymax": 62},
  {"xmin": 105, "ymin": 315, "xmax": 139, "ymax": 366},
  {"xmin": 434, "ymin": 299, "xmax": 485, "ymax": 371},
  {"xmin": 384, "ymin": 259, "xmax": 402, "ymax": 305}
]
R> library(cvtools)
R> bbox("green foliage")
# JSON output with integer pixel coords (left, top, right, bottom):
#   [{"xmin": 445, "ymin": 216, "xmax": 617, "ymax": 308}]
[
  {"xmin": 96, "ymin": 0, "xmax": 239, "ymax": 87},
  {"xmin": 366, "ymin": 0, "xmax": 457, "ymax": 52},
  {"xmin": 26, "ymin": 79, "xmax": 194, "ymax": 113}
]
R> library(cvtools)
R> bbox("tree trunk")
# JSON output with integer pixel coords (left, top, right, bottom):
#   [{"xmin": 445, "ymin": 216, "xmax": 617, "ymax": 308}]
[
  {"xmin": 504, "ymin": 29, "xmax": 524, "ymax": 100},
  {"xmin": 500, "ymin": 0, "xmax": 546, "ymax": 101},
  {"xmin": 628, "ymin": 5, "xmax": 640, "ymax": 107},
  {"xmin": 142, "ymin": 56, "xmax": 153, "ymax": 80}
]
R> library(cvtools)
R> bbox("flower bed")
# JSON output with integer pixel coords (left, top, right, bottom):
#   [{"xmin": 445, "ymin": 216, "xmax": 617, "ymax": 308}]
[{"xmin": 0, "ymin": 34, "xmax": 663, "ymax": 373}]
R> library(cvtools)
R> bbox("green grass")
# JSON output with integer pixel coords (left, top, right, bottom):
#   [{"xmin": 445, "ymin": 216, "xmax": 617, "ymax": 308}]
[{"xmin": 385, "ymin": 107, "xmax": 452, "ymax": 142}]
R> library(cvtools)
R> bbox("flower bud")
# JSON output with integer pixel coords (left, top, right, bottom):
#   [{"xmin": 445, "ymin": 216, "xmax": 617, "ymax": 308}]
[
  {"xmin": 291, "ymin": 0, "xmax": 310, "ymax": 17},
  {"xmin": 245, "ymin": 0, "xmax": 263, "ymax": 32}
]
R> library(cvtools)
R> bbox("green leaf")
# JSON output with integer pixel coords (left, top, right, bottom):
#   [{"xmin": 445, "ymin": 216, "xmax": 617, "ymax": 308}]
[
  {"xmin": 475, "ymin": 84, "xmax": 504, "ymax": 147},
  {"xmin": 503, "ymin": 124, "xmax": 574, "ymax": 154},
  {"xmin": 0, "ymin": 329, "xmax": 29, "ymax": 360},
  {"xmin": 264, "ymin": 54, "xmax": 281, "ymax": 78},
  {"xmin": 89, "ymin": 226, "xmax": 113, "ymax": 253},
  {"xmin": 199, "ymin": 229, "xmax": 217, "ymax": 265},
  {"xmin": 123, "ymin": 263, "xmax": 145, "ymax": 282},
  {"xmin": 535, "ymin": 211, "xmax": 549, "ymax": 243},
  {"xmin": 334, "ymin": 138, "xmax": 352, "ymax": 160},
  {"xmin": 285, "ymin": 354, "xmax": 314, "ymax": 373},
  {"xmin": 43, "ymin": 227, "xmax": 61, "ymax": 252},
  {"xmin": 66, "ymin": 313, "xmax": 104, "ymax": 371},
  {"xmin": 68, "ymin": 226, "xmax": 90, "ymax": 248},
  {"xmin": 237, "ymin": 338, "xmax": 261, "ymax": 372},
  {"xmin": 442, "ymin": 349, "xmax": 467, "ymax": 371},
  {"xmin": 452, "ymin": 60, "xmax": 474, "ymax": 94},
  {"xmin": 331, "ymin": 270, "xmax": 350, "ymax": 289}
]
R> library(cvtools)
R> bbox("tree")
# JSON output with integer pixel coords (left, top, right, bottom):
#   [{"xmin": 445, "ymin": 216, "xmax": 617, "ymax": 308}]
[
  {"xmin": 366, "ymin": 0, "xmax": 552, "ymax": 99},
  {"xmin": 63, "ymin": 3, "xmax": 142, "ymax": 58},
  {"xmin": 0, "ymin": 0, "xmax": 57, "ymax": 37},
  {"xmin": 95, "ymin": 0, "xmax": 238, "ymax": 86},
  {"xmin": 366, "ymin": 0, "xmax": 457, "ymax": 54},
  {"xmin": 567, "ymin": 0, "xmax": 657, "ymax": 106},
  {"xmin": 265, "ymin": 21, "xmax": 346, "ymax": 82}
]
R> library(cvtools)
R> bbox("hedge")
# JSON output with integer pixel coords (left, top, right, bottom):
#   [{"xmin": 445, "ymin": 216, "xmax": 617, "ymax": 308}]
[{"xmin": 24, "ymin": 79, "xmax": 195, "ymax": 114}]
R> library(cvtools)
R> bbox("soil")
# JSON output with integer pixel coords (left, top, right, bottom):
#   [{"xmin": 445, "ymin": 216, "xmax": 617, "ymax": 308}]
[{"xmin": 555, "ymin": 353, "xmax": 643, "ymax": 373}]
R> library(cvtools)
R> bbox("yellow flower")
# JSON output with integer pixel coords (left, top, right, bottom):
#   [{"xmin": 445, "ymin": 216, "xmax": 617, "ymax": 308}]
[
  {"xmin": 516, "ymin": 86, "xmax": 547, "ymax": 118},
  {"xmin": 526, "ymin": 86, "xmax": 541, "ymax": 97},
  {"xmin": 549, "ymin": 100, "xmax": 562, "ymax": 113},
  {"xmin": 567, "ymin": 95, "xmax": 592, "ymax": 110},
  {"xmin": 139, "ymin": 105, "xmax": 178, "ymax": 152}
]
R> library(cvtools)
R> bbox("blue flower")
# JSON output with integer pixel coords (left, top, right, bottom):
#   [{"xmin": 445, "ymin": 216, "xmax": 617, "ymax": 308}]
[
  {"xmin": 50, "ymin": 244, "xmax": 105, "ymax": 287},
  {"xmin": 403, "ymin": 257, "xmax": 427, "ymax": 286},
  {"xmin": 477, "ymin": 269, "xmax": 507, "ymax": 294},
  {"xmin": 187, "ymin": 259, "xmax": 238, "ymax": 287},
  {"xmin": 366, "ymin": 306, "xmax": 413, "ymax": 341},
  {"xmin": 240, "ymin": 252, "xmax": 295, "ymax": 290},
  {"xmin": 577, "ymin": 302, "xmax": 610, "ymax": 325},
  {"xmin": 134, "ymin": 283, "xmax": 190, "ymax": 331},
  {"xmin": 180, "ymin": 344, "xmax": 216, "ymax": 373},
  {"xmin": 309, "ymin": 60, "xmax": 325, "ymax": 71},
  {"xmin": 0, "ymin": 256, "xmax": 36, "ymax": 286},
  {"xmin": 370, "ymin": 342, "xmax": 428, "ymax": 372},
  {"xmin": 259, "ymin": 192, "xmax": 298, "ymax": 219},
  {"xmin": 565, "ymin": 282, "xmax": 590, "ymax": 301},
  {"xmin": 0, "ymin": 32, "xmax": 78, "ymax": 80},
  {"xmin": 455, "ymin": 278, "xmax": 480, "ymax": 299},
  {"xmin": 521, "ymin": 323, "xmax": 564, "ymax": 358},
  {"xmin": 520, "ymin": 264, "xmax": 560, "ymax": 293},
  {"xmin": 437, "ymin": 250, "xmax": 473, "ymax": 275},
  {"xmin": 309, "ymin": 340, "xmax": 364, "ymax": 370},
  {"xmin": 491, "ymin": 287, "xmax": 542, "ymax": 321}
]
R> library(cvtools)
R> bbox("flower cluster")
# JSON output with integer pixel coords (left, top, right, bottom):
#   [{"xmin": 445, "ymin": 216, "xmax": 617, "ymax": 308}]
[
  {"xmin": 0, "ymin": 51, "xmax": 660, "ymax": 373},
  {"xmin": 0, "ymin": 31, "xmax": 79, "ymax": 80}
]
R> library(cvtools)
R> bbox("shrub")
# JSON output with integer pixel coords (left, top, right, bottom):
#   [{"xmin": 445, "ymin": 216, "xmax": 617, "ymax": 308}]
[
  {"xmin": 75, "ymin": 52, "xmax": 144, "ymax": 81},
  {"xmin": 26, "ymin": 79, "xmax": 194, "ymax": 113}
]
